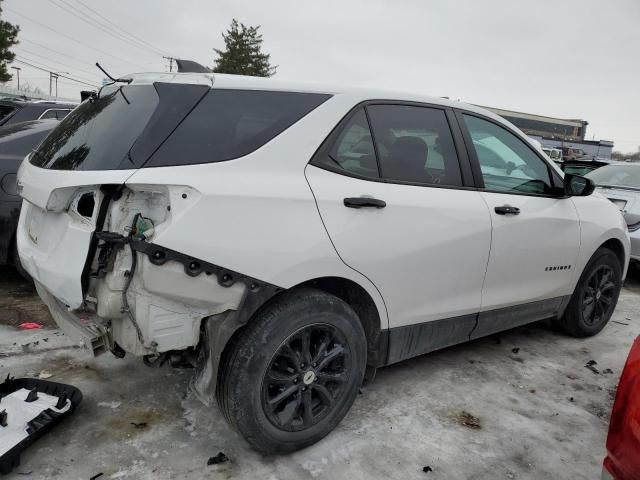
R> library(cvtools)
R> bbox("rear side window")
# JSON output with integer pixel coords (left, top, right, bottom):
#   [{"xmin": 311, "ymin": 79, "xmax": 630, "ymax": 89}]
[
  {"xmin": 145, "ymin": 90, "xmax": 331, "ymax": 168},
  {"xmin": 326, "ymin": 109, "xmax": 379, "ymax": 178},
  {"xmin": 367, "ymin": 105, "xmax": 462, "ymax": 186}
]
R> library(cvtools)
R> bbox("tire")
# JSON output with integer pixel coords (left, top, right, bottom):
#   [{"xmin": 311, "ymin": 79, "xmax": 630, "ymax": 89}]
[
  {"xmin": 217, "ymin": 287, "xmax": 367, "ymax": 454},
  {"xmin": 556, "ymin": 247, "xmax": 622, "ymax": 337}
]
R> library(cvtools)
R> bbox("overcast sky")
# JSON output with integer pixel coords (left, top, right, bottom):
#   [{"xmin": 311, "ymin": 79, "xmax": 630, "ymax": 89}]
[{"xmin": 3, "ymin": 0, "xmax": 639, "ymax": 152}]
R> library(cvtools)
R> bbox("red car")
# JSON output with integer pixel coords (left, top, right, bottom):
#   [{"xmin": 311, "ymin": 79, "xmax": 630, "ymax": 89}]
[{"xmin": 603, "ymin": 336, "xmax": 640, "ymax": 479}]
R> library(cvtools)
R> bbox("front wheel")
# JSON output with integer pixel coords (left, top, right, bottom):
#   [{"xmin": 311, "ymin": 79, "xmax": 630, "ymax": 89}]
[
  {"xmin": 217, "ymin": 288, "xmax": 366, "ymax": 454},
  {"xmin": 556, "ymin": 247, "xmax": 623, "ymax": 337}
]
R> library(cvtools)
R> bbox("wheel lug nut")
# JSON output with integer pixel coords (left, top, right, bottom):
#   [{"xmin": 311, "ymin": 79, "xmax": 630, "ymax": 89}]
[
  {"xmin": 302, "ymin": 387, "xmax": 306, "ymax": 391},
  {"xmin": 300, "ymin": 364, "xmax": 305, "ymax": 369},
  {"xmin": 312, "ymin": 363, "xmax": 317, "ymax": 367},
  {"xmin": 293, "ymin": 378, "xmax": 298, "ymax": 383}
]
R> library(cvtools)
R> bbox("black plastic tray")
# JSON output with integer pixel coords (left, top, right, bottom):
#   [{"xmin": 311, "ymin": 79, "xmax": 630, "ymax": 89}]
[{"xmin": 0, "ymin": 376, "xmax": 82, "ymax": 475}]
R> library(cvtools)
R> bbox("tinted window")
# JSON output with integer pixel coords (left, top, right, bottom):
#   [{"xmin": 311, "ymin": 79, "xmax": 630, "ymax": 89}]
[
  {"xmin": 0, "ymin": 104, "xmax": 16, "ymax": 122},
  {"xmin": 39, "ymin": 109, "xmax": 71, "ymax": 120},
  {"xmin": 145, "ymin": 89, "xmax": 331, "ymax": 167},
  {"xmin": 321, "ymin": 108, "xmax": 379, "ymax": 178},
  {"xmin": 463, "ymin": 114, "xmax": 552, "ymax": 194},
  {"xmin": 31, "ymin": 85, "xmax": 159, "ymax": 170},
  {"xmin": 367, "ymin": 105, "xmax": 462, "ymax": 186}
]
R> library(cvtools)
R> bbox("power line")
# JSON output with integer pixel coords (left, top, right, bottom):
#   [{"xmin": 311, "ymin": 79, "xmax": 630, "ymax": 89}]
[
  {"xmin": 15, "ymin": 53, "xmax": 99, "ymax": 85},
  {"xmin": 22, "ymin": 38, "xmax": 96, "ymax": 66},
  {"xmin": 14, "ymin": 47, "xmax": 102, "ymax": 82},
  {"xmin": 13, "ymin": 58, "xmax": 98, "ymax": 88},
  {"xmin": 5, "ymin": 7, "xmax": 141, "ymax": 68},
  {"xmin": 70, "ymin": 0, "xmax": 169, "ymax": 57},
  {"xmin": 48, "ymin": 0, "xmax": 165, "ymax": 58}
]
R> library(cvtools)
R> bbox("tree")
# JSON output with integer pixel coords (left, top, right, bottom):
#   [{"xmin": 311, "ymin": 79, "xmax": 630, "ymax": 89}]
[
  {"xmin": 213, "ymin": 19, "xmax": 276, "ymax": 77},
  {"xmin": 0, "ymin": 0, "xmax": 19, "ymax": 83}
]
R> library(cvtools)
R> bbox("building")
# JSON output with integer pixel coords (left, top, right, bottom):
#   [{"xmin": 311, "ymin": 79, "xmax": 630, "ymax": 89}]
[{"xmin": 482, "ymin": 106, "xmax": 614, "ymax": 160}]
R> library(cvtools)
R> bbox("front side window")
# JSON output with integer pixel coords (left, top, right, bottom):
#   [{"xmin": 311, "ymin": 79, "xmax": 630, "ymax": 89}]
[
  {"xmin": 463, "ymin": 114, "xmax": 553, "ymax": 194},
  {"xmin": 367, "ymin": 105, "xmax": 462, "ymax": 186}
]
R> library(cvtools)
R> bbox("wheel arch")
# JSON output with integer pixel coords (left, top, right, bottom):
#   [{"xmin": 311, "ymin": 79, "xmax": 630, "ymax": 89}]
[
  {"xmin": 295, "ymin": 276, "xmax": 387, "ymax": 368},
  {"xmin": 599, "ymin": 237, "xmax": 626, "ymax": 272}
]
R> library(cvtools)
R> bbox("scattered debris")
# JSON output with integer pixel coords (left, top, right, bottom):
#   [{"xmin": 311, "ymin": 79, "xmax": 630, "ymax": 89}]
[
  {"xmin": 89, "ymin": 474, "xmax": 104, "ymax": 480},
  {"xmin": 568, "ymin": 397, "xmax": 575, "ymax": 403},
  {"xmin": 18, "ymin": 322, "xmax": 42, "ymax": 330},
  {"xmin": 612, "ymin": 320, "xmax": 630, "ymax": 326},
  {"xmin": 602, "ymin": 368, "xmax": 614, "ymax": 375},
  {"xmin": 130, "ymin": 422, "xmax": 148, "ymax": 429},
  {"xmin": 422, "ymin": 465, "xmax": 433, "ymax": 473},
  {"xmin": 585, "ymin": 360, "xmax": 600, "ymax": 375},
  {"xmin": 511, "ymin": 347, "xmax": 520, "ymax": 354},
  {"xmin": 207, "ymin": 452, "xmax": 229, "ymax": 465},
  {"xmin": 567, "ymin": 373, "xmax": 579, "ymax": 380},
  {"xmin": 456, "ymin": 410, "xmax": 481, "ymax": 429},
  {"xmin": 529, "ymin": 389, "xmax": 536, "ymax": 394},
  {"xmin": 97, "ymin": 401, "xmax": 122, "ymax": 409},
  {"xmin": 38, "ymin": 371, "xmax": 52, "ymax": 379}
]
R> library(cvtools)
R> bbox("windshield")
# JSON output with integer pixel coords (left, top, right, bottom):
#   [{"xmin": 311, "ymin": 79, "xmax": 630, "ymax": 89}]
[
  {"xmin": 586, "ymin": 164, "xmax": 640, "ymax": 189},
  {"xmin": 30, "ymin": 85, "xmax": 159, "ymax": 170}
]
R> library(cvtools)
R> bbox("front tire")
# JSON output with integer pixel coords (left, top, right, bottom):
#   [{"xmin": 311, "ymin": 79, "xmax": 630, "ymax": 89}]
[
  {"xmin": 557, "ymin": 247, "xmax": 622, "ymax": 337},
  {"xmin": 217, "ymin": 288, "xmax": 366, "ymax": 454}
]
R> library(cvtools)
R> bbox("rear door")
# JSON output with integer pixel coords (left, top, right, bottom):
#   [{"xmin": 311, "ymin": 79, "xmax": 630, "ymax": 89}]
[
  {"xmin": 306, "ymin": 103, "xmax": 492, "ymax": 361},
  {"xmin": 457, "ymin": 112, "xmax": 580, "ymax": 337}
]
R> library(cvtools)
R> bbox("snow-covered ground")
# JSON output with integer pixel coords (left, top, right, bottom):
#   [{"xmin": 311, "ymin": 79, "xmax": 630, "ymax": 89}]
[{"xmin": 1, "ymin": 269, "xmax": 639, "ymax": 480}]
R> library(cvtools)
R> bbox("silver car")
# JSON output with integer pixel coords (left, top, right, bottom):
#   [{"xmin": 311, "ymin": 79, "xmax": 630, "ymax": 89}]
[{"xmin": 587, "ymin": 163, "xmax": 640, "ymax": 262}]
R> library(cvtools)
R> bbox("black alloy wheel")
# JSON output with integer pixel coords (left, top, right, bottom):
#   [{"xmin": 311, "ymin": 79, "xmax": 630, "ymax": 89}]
[{"xmin": 262, "ymin": 324, "xmax": 350, "ymax": 432}]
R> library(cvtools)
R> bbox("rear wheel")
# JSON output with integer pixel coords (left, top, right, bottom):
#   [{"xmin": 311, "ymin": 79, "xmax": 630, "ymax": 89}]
[
  {"xmin": 557, "ymin": 247, "xmax": 622, "ymax": 337},
  {"xmin": 217, "ymin": 288, "xmax": 366, "ymax": 454}
]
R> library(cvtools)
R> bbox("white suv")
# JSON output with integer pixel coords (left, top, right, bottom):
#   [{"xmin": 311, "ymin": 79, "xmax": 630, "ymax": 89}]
[{"xmin": 16, "ymin": 73, "xmax": 630, "ymax": 453}]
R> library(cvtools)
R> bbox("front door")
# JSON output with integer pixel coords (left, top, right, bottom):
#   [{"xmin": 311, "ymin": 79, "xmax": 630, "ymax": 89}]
[
  {"xmin": 306, "ymin": 104, "xmax": 492, "ymax": 361},
  {"xmin": 458, "ymin": 113, "xmax": 580, "ymax": 337}
]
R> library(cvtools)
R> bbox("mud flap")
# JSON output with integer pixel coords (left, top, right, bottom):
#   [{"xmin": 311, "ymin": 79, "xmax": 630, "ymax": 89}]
[{"xmin": 0, "ymin": 377, "xmax": 82, "ymax": 474}]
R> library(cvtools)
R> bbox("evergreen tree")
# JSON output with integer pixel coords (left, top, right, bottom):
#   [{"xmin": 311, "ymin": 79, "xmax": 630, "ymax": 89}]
[
  {"xmin": 0, "ymin": 0, "xmax": 19, "ymax": 83},
  {"xmin": 213, "ymin": 19, "xmax": 276, "ymax": 77}
]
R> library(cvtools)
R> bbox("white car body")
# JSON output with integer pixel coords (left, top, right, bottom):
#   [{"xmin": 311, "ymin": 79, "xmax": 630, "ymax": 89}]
[{"xmin": 16, "ymin": 73, "xmax": 629, "ymax": 399}]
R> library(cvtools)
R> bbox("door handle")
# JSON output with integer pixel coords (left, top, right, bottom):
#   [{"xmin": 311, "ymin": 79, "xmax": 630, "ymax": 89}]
[
  {"xmin": 343, "ymin": 197, "xmax": 386, "ymax": 209},
  {"xmin": 494, "ymin": 205, "xmax": 520, "ymax": 215}
]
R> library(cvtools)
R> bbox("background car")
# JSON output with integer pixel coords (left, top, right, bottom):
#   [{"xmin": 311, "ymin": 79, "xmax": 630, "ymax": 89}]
[
  {"xmin": 602, "ymin": 336, "xmax": 640, "ymax": 479},
  {"xmin": 561, "ymin": 159, "xmax": 609, "ymax": 176},
  {"xmin": 586, "ymin": 163, "xmax": 640, "ymax": 265},
  {"xmin": 0, "ymin": 119, "xmax": 58, "ymax": 273},
  {"xmin": 0, "ymin": 98, "xmax": 76, "ymax": 127},
  {"xmin": 561, "ymin": 146, "xmax": 589, "ymax": 161}
]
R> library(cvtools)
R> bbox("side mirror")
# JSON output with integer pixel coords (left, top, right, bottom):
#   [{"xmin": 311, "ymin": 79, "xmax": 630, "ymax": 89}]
[{"xmin": 564, "ymin": 174, "xmax": 595, "ymax": 197}]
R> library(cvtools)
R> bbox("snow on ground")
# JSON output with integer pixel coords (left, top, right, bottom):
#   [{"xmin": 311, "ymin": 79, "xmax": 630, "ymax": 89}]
[{"xmin": 1, "ymin": 268, "xmax": 639, "ymax": 479}]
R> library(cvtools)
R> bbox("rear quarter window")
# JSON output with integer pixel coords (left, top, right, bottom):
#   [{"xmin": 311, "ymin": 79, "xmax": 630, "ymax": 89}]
[{"xmin": 144, "ymin": 89, "xmax": 331, "ymax": 168}]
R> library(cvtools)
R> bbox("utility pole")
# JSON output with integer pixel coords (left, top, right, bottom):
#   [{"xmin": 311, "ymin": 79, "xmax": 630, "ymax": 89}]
[
  {"xmin": 49, "ymin": 72, "xmax": 57, "ymax": 96},
  {"xmin": 48, "ymin": 71, "xmax": 68, "ymax": 98},
  {"xmin": 11, "ymin": 66, "xmax": 21, "ymax": 90},
  {"xmin": 163, "ymin": 56, "xmax": 175, "ymax": 72}
]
